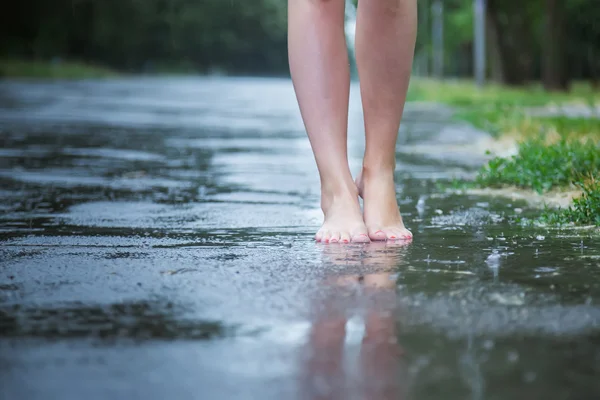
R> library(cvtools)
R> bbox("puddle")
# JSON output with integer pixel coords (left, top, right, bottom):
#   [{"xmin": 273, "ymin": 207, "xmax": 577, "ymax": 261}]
[
  {"xmin": 0, "ymin": 301, "xmax": 232, "ymax": 340},
  {"xmin": 0, "ymin": 169, "xmax": 189, "ymax": 190},
  {"xmin": 1, "ymin": 77, "xmax": 599, "ymax": 400}
]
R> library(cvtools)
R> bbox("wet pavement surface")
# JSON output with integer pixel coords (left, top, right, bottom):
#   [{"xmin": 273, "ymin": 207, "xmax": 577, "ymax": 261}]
[{"xmin": 1, "ymin": 77, "xmax": 600, "ymax": 400}]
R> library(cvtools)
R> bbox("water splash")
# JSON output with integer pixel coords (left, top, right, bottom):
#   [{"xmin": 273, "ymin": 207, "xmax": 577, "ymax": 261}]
[
  {"xmin": 416, "ymin": 195, "xmax": 427, "ymax": 217},
  {"xmin": 486, "ymin": 249, "xmax": 501, "ymax": 279}
]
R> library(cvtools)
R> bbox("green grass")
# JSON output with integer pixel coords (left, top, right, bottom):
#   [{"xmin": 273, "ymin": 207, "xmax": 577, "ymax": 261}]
[
  {"xmin": 408, "ymin": 79, "xmax": 600, "ymax": 138},
  {"xmin": 409, "ymin": 79, "xmax": 600, "ymax": 226},
  {"xmin": 541, "ymin": 179, "xmax": 600, "ymax": 226},
  {"xmin": 532, "ymin": 116, "xmax": 600, "ymax": 138},
  {"xmin": 476, "ymin": 138, "xmax": 600, "ymax": 194},
  {"xmin": 453, "ymin": 106, "xmax": 526, "ymax": 136},
  {"xmin": 407, "ymin": 78, "xmax": 598, "ymax": 108},
  {"xmin": 0, "ymin": 59, "xmax": 117, "ymax": 79}
]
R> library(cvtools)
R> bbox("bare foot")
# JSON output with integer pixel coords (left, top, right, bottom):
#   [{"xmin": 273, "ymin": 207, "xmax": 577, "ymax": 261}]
[
  {"xmin": 356, "ymin": 168, "xmax": 413, "ymax": 241},
  {"xmin": 315, "ymin": 186, "xmax": 370, "ymax": 244}
]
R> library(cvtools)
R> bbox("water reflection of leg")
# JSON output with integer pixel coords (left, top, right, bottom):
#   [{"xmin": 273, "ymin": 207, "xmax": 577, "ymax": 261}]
[
  {"xmin": 359, "ymin": 273, "xmax": 405, "ymax": 400},
  {"xmin": 321, "ymin": 240, "xmax": 410, "ymax": 278},
  {"xmin": 302, "ymin": 312, "xmax": 348, "ymax": 400},
  {"xmin": 312, "ymin": 241, "xmax": 409, "ymax": 399}
]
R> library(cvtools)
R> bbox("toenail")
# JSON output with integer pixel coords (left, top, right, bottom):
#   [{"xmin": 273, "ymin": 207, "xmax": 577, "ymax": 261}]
[
  {"xmin": 343, "ymin": 240, "xmax": 349, "ymax": 243},
  {"xmin": 375, "ymin": 230, "xmax": 384, "ymax": 235},
  {"xmin": 390, "ymin": 235, "xmax": 396, "ymax": 239}
]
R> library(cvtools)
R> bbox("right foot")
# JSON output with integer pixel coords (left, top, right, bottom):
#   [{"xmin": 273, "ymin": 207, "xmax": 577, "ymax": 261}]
[
  {"xmin": 315, "ymin": 187, "xmax": 370, "ymax": 244},
  {"xmin": 356, "ymin": 167, "xmax": 413, "ymax": 241}
]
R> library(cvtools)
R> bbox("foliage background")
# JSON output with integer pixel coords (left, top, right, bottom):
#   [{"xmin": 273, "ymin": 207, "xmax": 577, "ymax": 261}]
[{"xmin": 1, "ymin": 0, "xmax": 598, "ymax": 86}]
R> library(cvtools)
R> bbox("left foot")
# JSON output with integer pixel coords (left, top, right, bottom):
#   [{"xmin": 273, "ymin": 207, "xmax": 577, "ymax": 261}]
[{"xmin": 356, "ymin": 167, "xmax": 413, "ymax": 241}]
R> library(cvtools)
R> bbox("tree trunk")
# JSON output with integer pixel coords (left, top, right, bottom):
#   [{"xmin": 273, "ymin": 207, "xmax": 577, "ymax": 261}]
[
  {"xmin": 486, "ymin": 2, "xmax": 505, "ymax": 84},
  {"xmin": 589, "ymin": 46, "xmax": 600, "ymax": 89},
  {"xmin": 542, "ymin": 0, "xmax": 569, "ymax": 91},
  {"xmin": 486, "ymin": 0, "xmax": 532, "ymax": 86}
]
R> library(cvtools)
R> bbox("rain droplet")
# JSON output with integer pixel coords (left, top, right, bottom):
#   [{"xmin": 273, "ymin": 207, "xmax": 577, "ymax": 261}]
[{"xmin": 524, "ymin": 371, "xmax": 537, "ymax": 383}]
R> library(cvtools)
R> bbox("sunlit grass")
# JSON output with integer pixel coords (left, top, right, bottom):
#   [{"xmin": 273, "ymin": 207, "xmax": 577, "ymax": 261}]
[{"xmin": 407, "ymin": 78, "xmax": 599, "ymax": 108}]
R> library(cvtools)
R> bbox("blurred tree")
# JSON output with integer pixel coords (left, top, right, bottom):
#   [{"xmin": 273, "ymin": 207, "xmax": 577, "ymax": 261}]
[
  {"xmin": 0, "ymin": 0, "xmax": 598, "ymax": 86},
  {"xmin": 542, "ymin": 0, "xmax": 568, "ymax": 91},
  {"xmin": 0, "ymin": 0, "xmax": 289, "ymax": 74},
  {"xmin": 565, "ymin": 0, "xmax": 600, "ymax": 88},
  {"xmin": 485, "ymin": 0, "xmax": 540, "ymax": 85}
]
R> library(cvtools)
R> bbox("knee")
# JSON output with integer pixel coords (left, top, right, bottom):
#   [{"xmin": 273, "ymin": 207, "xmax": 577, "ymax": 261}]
[
  {"xmin": 296, "ymin": 0, "xmax": 347, "ymax": 15},
  {"xmin": 302, "ymin": 0, "xmax": 344, "ymax": 6},
  {"xmin": 371, "ymin": 0, "xmax": 415, "ymax": 16}
]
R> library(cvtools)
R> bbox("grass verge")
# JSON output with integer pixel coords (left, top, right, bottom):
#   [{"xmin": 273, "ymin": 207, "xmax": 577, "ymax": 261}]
[
  {"xmin": 476, "ymin": 138, "xmax": 600, "ymax": 194},
  {"xmin": 408, "ymin": 79, "xmax": 600, "ymax": 226},
  {"xmin": 0, "ymin": 59, "xmax": 117, "ymax": 79},
  {"xmin": 541, "ymin": 178, "xmax": 600, "ymax": 226}
]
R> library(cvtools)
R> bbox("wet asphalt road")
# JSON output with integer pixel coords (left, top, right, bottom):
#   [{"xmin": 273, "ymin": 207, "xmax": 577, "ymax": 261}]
[{"xmin": 1, "ymin": 77, "xmax": 600, "ymax": 400}]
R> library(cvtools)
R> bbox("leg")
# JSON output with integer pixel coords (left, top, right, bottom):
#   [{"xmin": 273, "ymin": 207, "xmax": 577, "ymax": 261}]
[
  {"xmin": 355, "ymin": 0, "xmax": 417, "ymax": 241},
  {"xmin": 360, "ymin": 273, "xmax": 405, "ymax": 399},
  {"xmin": 360, "ymin": 311, "xmax": 404, "ymax": 400},
  {"xmin": 302, "ymin": 316, "xmax": 348, "ymax": 400},
  {"xmin": 288, "ymin": 0, "xmax": 369, "ymax": 244}
]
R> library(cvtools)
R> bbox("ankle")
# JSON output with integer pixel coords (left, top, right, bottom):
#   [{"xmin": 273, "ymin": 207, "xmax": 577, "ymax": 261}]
[
  {"xmin": 320, "ymin": 180, "xmax": 358, "ymax": 211},
  {"xmin": 360, "ymin": 162, "xmax": 395, "ymax": 181}
]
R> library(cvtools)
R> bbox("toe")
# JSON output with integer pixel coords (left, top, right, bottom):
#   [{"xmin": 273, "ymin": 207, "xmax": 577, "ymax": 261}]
[
  {"xmin": 391, "ymin": 228, "xmax": 410, "ymax": 240},
  {"xmin": 322, "ymin": 231, "xmax": 332, "ymax": 243},
  {"xmin": 351, "ymin": 233, "xmax": 371, "ymax": 243},
  {"xmin": 352, "ymin": 234, "xmax": 371, "ymax": 243},
  {"xmin": 315, "ymin": 230, "xmax": 324, "ymax": 242},
  {"xmin": 340, "ymin": 232, "xmax": 351, "ymax": 244},
  {"xmin": 386, "ymin": 229, "xmax": 399, "ymax": 240},
  {"xmin": 399, "ymin": 227, "xmax": 413, "ymax": 240},
  {"xmin": 368, "ymin": 228, "xmax": 387, "ymax": 241},
  {"xmin": 329, "ymin": 232, "xmax": 340, "ymax": 243}
]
